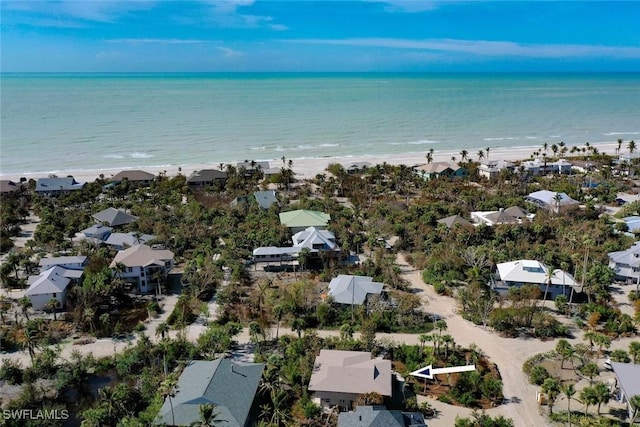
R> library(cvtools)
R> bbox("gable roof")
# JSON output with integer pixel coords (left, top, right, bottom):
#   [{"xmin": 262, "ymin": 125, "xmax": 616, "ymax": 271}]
[
  {"xmin": 437, "ymin": 215, "xmax": 474, "ymax": 229},
  {"xmin": 26, "ymin": 266, "xmax": 78, "ymax": 295},
  {"xmin": 611, "ymin": 362, "xmax": 640, "ymax": 401},
  {"xmin": 35, "ymin": 176, "xmax": 85, "ymax": 192},
  {"xmin": 608, "ymin": 242, "xmax": 640, "ymax": 268},
  {"xmin": 279, "ymin": 209, "xmax": 330, "ymax": 228},
  {"xmin": 526, "ymin": 190, "xmax": 579, "ymax": 206},
  {"xmin": 38, "ymin": 256, "xmax": 87, "ymax": 269},
  {"xmin": 503, "ymin": 206, "xmax": 530, "ymax": 219},
  {"xmin": 338, "ymin": 406, "xmax": 426, "ymax": 427},
  {"xmin": 293, "ymin": 227, "xmax": 339, "ymax": 251},
  {"xmin": 187, "ymin": 169, "xmax": 227, "ymax": 183},
  {"xmin": 104, "ymin": 232, "xmax": 155, "ymax": 248},
  {"xmin": 81, "ymin": 224, "xmax": 113, "ymax": 238},
  {"xmin": 110, "ymin": 244, "xmax": 173, "ymax": 268},
  {"xmin": 328, "ymin": 275, "xmax": 384, "ymax": 305},
  {"xmin": 155, "ymin": 359, "xmax": 264, "ymax": 427},
  {"xmin": 308, "ymin": 350, "xmax": 392, "ymax": 397},
  {"xmin": 415, "ymin": 162, "xmax": 454, "ymax": 175},
  {"xmin": 496, "ymin": 260, "xmax": 578, "ymax": 287},
  {"xmin": 0, "ymin": 180, "xmax": 20, "ymax": 194},
  {"xmin": 93, "ymin": 207, "xmax": 138, "ymax": 227},
  {"xmin": 111, "ymin": 170, "xmax": 155, "ymax": 182},
  {"xmin": 484, "ymin": 209, "xmax": 519, "ymax": 224},
  {"xmin": 254, "ymin": 190, "xmax": 278, "ymax": 209}
]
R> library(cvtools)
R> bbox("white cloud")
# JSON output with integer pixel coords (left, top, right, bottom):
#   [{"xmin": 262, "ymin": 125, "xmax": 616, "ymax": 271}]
[
  {"xmin": 96, "ymin": 50, "xmax": 121, "ymax": 60},
  {"xmin": 106, "ymin": 38, "xmax": 214, "ymax": 45},
  {"xmin": 284, "ymin": 38, "xmax": 640, "ymax": 59},
  {"xmin": 216, "ymin": 46, "xmax": 245, "ymax": 58},
  {"xmin": 367, "ymin": 0, "xmax": 442, "ymax": 13}
]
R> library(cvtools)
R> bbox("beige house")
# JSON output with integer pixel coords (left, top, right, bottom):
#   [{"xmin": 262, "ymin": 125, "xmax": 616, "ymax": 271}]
[
  {"xmin": 110, "ymin": 244, "xmax": 174, "ymax": 294},
  {"xmin": 308, "ymin": 350, "xmax": 392, "ymax": 410}
]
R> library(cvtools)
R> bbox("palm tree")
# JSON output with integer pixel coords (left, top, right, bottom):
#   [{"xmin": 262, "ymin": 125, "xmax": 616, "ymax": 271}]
[
  {"xmin": 593, "ymin": 382, "xmax": 610, "ymax": 415},
  {"xmin": 45, "ymin": 298, "xmax": 59, "ymax": 321},
  {"xmin": 542, "ymin": 378, "xmax": 561, "ymax": 414},
  {"xmin": 562, "ymin": 383, "xmax": 576, "ymax": 427},
  {"xmin": 191, "ymin": 403, "xmax": 227, "ymax": 426},
  {"xmin": 617, "ymin": 138, "xmax": 623, "ymax": 154},
  {"xmin": 628, "ymin": 140, "xmax": 636, "ymax": 155},
  {"xmin": 426, "ymin": 148, "xmax": 434, "ymax": 164},
  {"xmin": 542, "ymin": 266, "xmax": 554, "ymax": 306},
  {"xmin": 156, "ymin": 322, "xmax": 169, "ymax": 340},
  {"xmin": 477, "ymin": 150, "xmax": 485, "ymax": 162},
  {"xmin": 580, "ymin": 386, "xmax": 598, "ymax": 415},
  {"xmin": 459, "ymin": 150, "xmax": 469, "ymax": 163},
  {"xmin": 160, "ymin": 374, "xmax": 179, "ymax": 426},
  {"xmin": 485, "ymin": 147, "xmax": 490, "ymax": 160},
  {"xmin": 629, "ymin": 341, "xmax": 640, "ymax": 364},
  {"xmin": 18, "ymin": 296, "xmax": 32, "ymax": 321},
  {"xmin": 629, "ymin": 394, "xmax": 640, "ymax": 425},
  {"xmin": 556, "ymin": 339, "xmax": 573, "ymax": 369}
]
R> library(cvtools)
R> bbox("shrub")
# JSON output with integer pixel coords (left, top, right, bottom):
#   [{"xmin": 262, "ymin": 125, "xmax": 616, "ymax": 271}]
[{"xmin": 528, "ymin": 365, "xmax": 550, "ymax": 385}]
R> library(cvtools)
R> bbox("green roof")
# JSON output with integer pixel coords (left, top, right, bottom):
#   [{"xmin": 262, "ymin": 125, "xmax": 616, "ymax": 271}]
[
  {"xmin": 279, "ymin": 209, "xmax": 330, "ymax": 228},
  {"xmin": 155, "ymin": 359, "xmax": 264, "ymax": 426}
]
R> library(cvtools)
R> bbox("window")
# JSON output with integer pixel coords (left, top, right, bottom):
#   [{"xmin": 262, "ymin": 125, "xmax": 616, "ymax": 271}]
[
  {"xmin": 127, "ymin": 267, "xmax": 133, "ymax": 273},
  {"xmin": 52, "ymin": 293, "xmax": 57, "ymax": 298}
]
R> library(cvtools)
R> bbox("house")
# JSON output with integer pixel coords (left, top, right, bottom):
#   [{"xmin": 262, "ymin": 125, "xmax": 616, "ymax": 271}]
[
  {"xmin": 230, "ymin": 196, "xmax": 249, "ymax": 208},
  {"xmin": 344, "ymin": 162, "xmax": 371, "ymax": 175},
  {"xmin": 526, "ymin": 190, "xmax": 579, "ymax": 213},
  {"xmin": 110, "ymin": 244, "xmax": 174, "ymax": 294},
  {"xmin": 437, "ymin": 214, "xmax": 474, "ymax": 230},
  {"xmin": 25, "ymin": 266, "xmax": 83, "ymax": 310},
  {"xmin": 252, "ymin": 227, "xmax": 341, "ymax": 263},
  {"xmin": 186, "ymin": 169, "xmax": 228, "ymax": 189},
  {"xmin": 104, "ymin": 232, "xmax": 156, "ymax": 250},
  {"xmin": 279, "ymin": 209, "xmax": 331, "ymax": 233},
  {"xmin": 414, "ymin": 162, "xmax": 467, "ymax": 180},
  {"xmin": 110, "ymin": 170, "xmax": 155, "ymax": 186},
  {"xmin": 491, "ymin": 259, "xmax": 581, "ymax": 300},
  {"xmin": 328, "ymin": 275, "xmax": 384, "ymax": 305},
  {"xmin": 35, "ymin": 176, "xmax": 85, "ymax": 196},
  {"xmin": 38, "ymin": 256, "xmax": 87, "ymax": 271},
  {"xmin": 610, "ymin": 362, "xmax": 640, "ymax": 421},
  {"xmin": 80, "ymin": 224, "xmax": 113, "ymax": 242},
  {"xmin": 338, "ymin": 406, "xmax": 426, "ymax": 427},
  {"xmin": 471, "ymin": 207, "xmax": 532, "ymax": 226},
  {"xmin": 254, "ymin": 190, "xmax": 278, "ymax": 209},
  {"xmin": 308, "ymin": 350, "xmax": 392, "ymax": 410},
  {"xmin": 608, "ymin": 242, "xmax": 640, "ymax": 283},
  {"xmin": 236, "ymin": 161, "xmax": 270, "ymax": 177},
  {"xmin": 622, "ymin": 216, "xmax": 640, "ymax": 233},
  {"xmin": 477, "ymin": 160, "xmax": 515, "ymax": 180},
  {"xmin": 155, "ymin": 358, "xmax": 264, "ymax": 427},
  {"xmin": 92, "ymin": 207, "xmax": 138, "ymax": 227},
  {"xmin": 0, "ymin": 180, "xmax": 21, "ymax": 194}
]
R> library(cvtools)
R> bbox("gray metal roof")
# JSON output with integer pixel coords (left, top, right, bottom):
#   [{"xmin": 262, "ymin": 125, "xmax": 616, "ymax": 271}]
[
  {"xmin": 104, "ymin": 232, "xmax": 156, "ymax": 248},
  {"xmin": 35, "ymin": 177, "xmax": 85, "ymax": 192},
  {"xmin": 254, "ymin": 191, "xmax": 278, "ymax": 209},
  {"xmin": 156, "ymin": 359, "xmax": 264, "ymax": 426},
  {"xmin": 93, "ymin": 208, "xmax": 138, "ymax": 227},
  {"xmin": 611, "ymin": 362, "xmax": 640, "ymax": 401},
  {"xmin": 38, "ymin": 256, "xmax": 87, "ymax": 268},
  {"xmin": 328, "ymin": 275, "xmax": 384, "ymax": 305},
  {"xmin": 187, "ymin": 169, "xmax": 228, "ymax": 183},
  {"xmin": 338, "ymin": 406, "xmax": 426, "ymax": 427}
]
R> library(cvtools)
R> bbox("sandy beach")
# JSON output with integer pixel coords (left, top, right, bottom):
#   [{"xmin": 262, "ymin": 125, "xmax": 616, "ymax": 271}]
[{"xmin": 0, "ymin": 142, "xmax": 622, "ymax": 184}]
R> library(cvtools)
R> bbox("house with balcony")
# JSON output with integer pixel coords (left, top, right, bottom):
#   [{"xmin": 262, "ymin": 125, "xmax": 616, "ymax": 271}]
[
  {"xmin": 490, "ymin": 259, "xmax": 581, "ymax": 300},
  {"xmin": 26, "ymin": 266, "xmax": 83, "ymax": 310},
  {"xmin": 308, "ymin": 350, "xmax": 392, "ymax": 411},
  {"xmin": 110, "ymin": 244, "xmax": 174, "ymax": 294},
  {"xmin": 608, "ymin": 242, "xmax": 640, "ymax": 283}
]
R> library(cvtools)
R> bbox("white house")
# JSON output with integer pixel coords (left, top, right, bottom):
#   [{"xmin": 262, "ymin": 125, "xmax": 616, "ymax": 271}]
[
  {"xmin": 110, "ymin": 244, "xmax": 174, "ymax": 294},
  {"xmin": 608, "ymin": 242, "xmax": 640, "ymax": 283},
  {"xmin": 308, "ymin": 350, "xmax": 392, "ymax": 410},
  {"xmin": 611, "ymin": 362, "xmax": 640, "ymax": 421},
  {"xmin": 253, "ymin": 227, "xmax": 341, "ymax": 263},
  {"xmin": 104, "ymin": 232, "xmax": 156, "ymax": 251},
  {"xmin": 491, "ymin": 259, "xmax": 581, "ymax": 300},
  {"xmin": 25, "ymin": 266, "xmax": 83, "ymax": 310},
  {"xmin": 526, "ymin": 190, "xmax": 579, "ymax": 213},
  {"xmin": 38, "ymin": 256, "xmax": 87, "ymax": 271}
]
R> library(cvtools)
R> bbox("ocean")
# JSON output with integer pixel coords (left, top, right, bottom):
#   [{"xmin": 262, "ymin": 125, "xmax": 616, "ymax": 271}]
[{"xmin": 1, "ymin": 72, "xmax": 639, "ymax": 176}]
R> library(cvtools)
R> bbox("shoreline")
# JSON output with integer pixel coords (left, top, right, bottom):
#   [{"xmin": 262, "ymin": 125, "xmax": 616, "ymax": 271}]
[{"xmin": 0, "ymin": 142, "xmax": 623, "ymax": 183}]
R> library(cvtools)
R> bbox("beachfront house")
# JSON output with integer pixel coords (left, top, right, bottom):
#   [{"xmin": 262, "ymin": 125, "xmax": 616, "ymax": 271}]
[
  {"xmin": 0, "ymin": 180, "xmax": 21, "ymax": 194},
  {"xmin": 236, "ymin": 160, "xmax": 270, "ymax": 177},
  {"xmin": 477, "ymin": 160, "xmax": 515, "ymax": 180},
  {"xmin": 490, "ymin": 259, "xmax": 581, "ymax": 300},
  {"xmin": 526, "ymin": 190, "xmax": 579, "ymax": 213},
  {"xmin": 338, "ymin": 406, "xmax": 426, "ymax": 427},
  {"xmin": 186, "ymin": 169, "xmax": 228, "ymax": 189},
  {"xmin": 610, "ymin": 362, "xmax": 640, "ymax": 421},
  {"xmin": 328, "ymin": 275, "xmax": 384, "ymax": 306},
  {"xmin": 344, "ymin": 162, "xmax": 371, "ymax": 175},
  {"xmin": 25, "ymin": 266, "xmax": 83, "ymax": 310},
  {"xmin": 279, "ymin": 209, "xmax": 331, "ymax": 233},
  {"xmin": 155, "ymin": 358, "xmax": 264, "ymax": 427},
  {"xmin": 35, "ymin": 176, "xmax": 85, "ymax": 196},
  {"xmin": 414, "ymin": 162, "xmax": 467, "ymax": 181},
  {"xmin": 110, "ymin": 244, "xmax": 174, "ymax": 294},
  {"xmin": 308, "ymin": 350, "xmax": 392, "ymax": 410},
  {"xmin": 110, "ymin": 170, "xmax": 155, "ymax": 186},
  {"xmin": 92, "ymin": 207, "xmax": 138, "ymax": 227},
  {"xmin": 608, "ymin": 242, "xmax": 640, "ymax": 283}
]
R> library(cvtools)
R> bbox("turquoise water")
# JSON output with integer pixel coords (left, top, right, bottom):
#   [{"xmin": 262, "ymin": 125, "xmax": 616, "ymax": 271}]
[{"xmin": 1, "ymin": 73, "xmax": 639, "ymax": 175}]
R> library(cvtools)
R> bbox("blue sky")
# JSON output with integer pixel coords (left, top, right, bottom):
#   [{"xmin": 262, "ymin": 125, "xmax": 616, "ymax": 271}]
[{"xmin": 1, "ymin": 1, "xmax": 639, "ymax": 72}]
